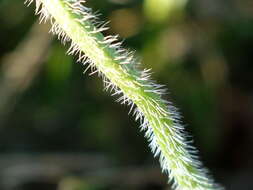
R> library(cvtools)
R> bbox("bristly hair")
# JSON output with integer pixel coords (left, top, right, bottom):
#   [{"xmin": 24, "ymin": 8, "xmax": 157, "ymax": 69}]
[{"xmin": 25, "ymin": 0, "xmax": 224, "ymax": 189}]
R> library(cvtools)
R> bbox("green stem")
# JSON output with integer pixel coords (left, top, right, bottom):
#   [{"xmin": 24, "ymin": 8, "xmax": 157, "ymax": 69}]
[{"xmin": 26, "ymin": 0, "xmax": 223, "ymax": 189}]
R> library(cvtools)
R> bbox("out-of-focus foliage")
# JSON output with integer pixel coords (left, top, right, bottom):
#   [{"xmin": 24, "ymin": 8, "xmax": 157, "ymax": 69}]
[
  {"xmin": 144, "ymin": 0, "xmax": 186, "ymax": 23},
  {"xmin": 0, "ymin": 0, "xmax": 253, "ymax": 190}
]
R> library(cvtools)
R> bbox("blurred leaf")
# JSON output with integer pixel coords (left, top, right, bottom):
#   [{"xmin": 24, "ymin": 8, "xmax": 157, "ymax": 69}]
[{"xmin": 144, "ymin": 0, "xmax": 187, "ymax": 23}]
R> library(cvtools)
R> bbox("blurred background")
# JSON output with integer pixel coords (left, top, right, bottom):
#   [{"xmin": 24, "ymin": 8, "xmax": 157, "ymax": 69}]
[{"xmin": 0, "ymin": 0, "xmax": 253, "ymax": 189}]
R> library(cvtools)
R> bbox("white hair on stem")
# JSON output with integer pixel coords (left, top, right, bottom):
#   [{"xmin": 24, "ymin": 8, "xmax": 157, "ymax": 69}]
[{"xmin": 24, "ymin": 0, "xmax": 224, "ymax": 189}]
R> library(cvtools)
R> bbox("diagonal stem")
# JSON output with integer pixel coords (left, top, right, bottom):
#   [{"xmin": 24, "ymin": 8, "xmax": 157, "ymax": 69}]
[{"xmin": 25, "ymin": 0, "xmax": 223, "ymax": 189}]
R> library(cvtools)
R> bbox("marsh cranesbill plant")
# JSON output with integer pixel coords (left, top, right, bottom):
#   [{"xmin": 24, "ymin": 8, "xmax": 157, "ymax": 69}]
[{"xmin": 24, "ymin": 0, "xmax": 223, "ymax": 189}]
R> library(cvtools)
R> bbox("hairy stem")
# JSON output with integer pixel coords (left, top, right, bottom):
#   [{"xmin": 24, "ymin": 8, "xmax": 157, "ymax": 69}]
[{"xmin": 25, "ymin": 0, "xmax": 223, "ymax": 189}]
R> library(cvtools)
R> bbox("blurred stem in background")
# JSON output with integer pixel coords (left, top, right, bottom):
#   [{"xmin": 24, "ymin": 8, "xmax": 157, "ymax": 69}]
[{"xmin": 0, "ymin": 23, "xmax": 52, "ymax": 123}]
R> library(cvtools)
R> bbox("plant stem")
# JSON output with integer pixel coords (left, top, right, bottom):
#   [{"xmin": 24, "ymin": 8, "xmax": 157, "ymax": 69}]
[{"xmin": 26, "ymin": 0, "xmax": 223, "ymax": 189}]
